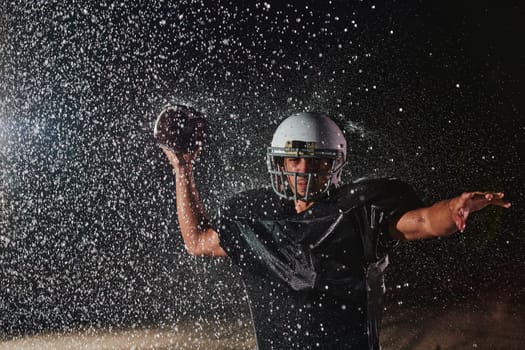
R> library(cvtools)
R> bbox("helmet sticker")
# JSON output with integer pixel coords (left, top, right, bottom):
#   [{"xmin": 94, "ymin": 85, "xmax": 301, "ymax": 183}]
[{"xmin": 284, "ymin": 140, "xmax": 316, "ymax": 156}]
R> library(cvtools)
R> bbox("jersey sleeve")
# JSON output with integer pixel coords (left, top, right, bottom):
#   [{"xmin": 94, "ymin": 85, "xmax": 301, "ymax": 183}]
[
  {"xmin": 214, "ymin": 195, "xmax": 251, "ymax": 266},
  {"xmin": 368, "ymin": 179, "xmax": 423, "ymax": 243},
  {"xmin": 214, "ymin": 189, "xmax": 297, "ymax": 271},
  {"xmin": 341, "ymin": 178, "xmax": 423, "ymax": 254},
  {"xmin": 215, "ymin": 189, "xmax": 280, "ymax": 267}
]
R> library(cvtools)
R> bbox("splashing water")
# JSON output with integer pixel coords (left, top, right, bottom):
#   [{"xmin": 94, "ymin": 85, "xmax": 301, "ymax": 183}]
[{"xmin": 0, "ymin": 0, "xmax": 522, "ymax": 348}]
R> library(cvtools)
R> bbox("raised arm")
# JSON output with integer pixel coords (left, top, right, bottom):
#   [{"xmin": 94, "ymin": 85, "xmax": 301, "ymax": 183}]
[
  {"xmin": 389, "ymin": 192, "xmax": 511, "ymax": 241},
  {"xmin": 164, "ymin": 149, "xmax": 227, "ymax": 257}
]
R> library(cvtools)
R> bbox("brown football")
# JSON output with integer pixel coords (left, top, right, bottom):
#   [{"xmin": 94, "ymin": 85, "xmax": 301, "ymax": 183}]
[{"xmin": 154, "ymin": 105, "xmax": 206, "ymax": 154}]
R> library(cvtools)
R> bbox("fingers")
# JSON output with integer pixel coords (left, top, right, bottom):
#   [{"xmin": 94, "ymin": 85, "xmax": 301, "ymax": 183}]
[
  {"xmin": 463, "ymin": 191, "xmax": 502, "ymax": 199},
  {"xmin": 462, "ymin": 192, "xmax": 511, "ymax": 207},
  {"xmin": 488, "ymin": 193, "xmax": 511, "ymax": 208},
  {"xmin": 161, "ymin": 146, "xmax": 198, "ymax": 162},
  {"xmin": 161, "ymin": 147, "xmax": 187, "ymax": 169},
  {"xmin": 488, "ymin": 198, "xmax": 512, "ymax": 208},
  {"xmin": 453, "ymin": 191, "xmax": 510, "ymax": 233},
  {"xmin": 475, "ymin": 192, "xmax": 511, "ymax": 208}
]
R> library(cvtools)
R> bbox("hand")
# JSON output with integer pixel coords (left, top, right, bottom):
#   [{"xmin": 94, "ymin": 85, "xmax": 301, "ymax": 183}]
[
  {"xmin": 162, "ymin": 146, "xmax": 200, "ymax": 173},
  {"xmin": 449, "ymin": 192, "xmax": 511, "ymax": 232}
]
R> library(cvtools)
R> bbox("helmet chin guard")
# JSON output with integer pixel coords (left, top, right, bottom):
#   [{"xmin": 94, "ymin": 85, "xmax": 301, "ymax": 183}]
[{"xmin": 267, "ymin": 112, "xmax": 347, "ymax": 201}]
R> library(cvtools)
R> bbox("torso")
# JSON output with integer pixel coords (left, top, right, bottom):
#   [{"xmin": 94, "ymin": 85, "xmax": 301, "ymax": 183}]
[
  {"xmin": 221, "ymin": 189, "xmax": 370, "ymax": 349},
  {"xmin": 217, "ymin": 179, "xmax": 422, "ymax": 349}
]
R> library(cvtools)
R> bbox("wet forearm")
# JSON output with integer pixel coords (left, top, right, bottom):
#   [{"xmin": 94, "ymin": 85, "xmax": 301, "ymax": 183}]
[
  {"xmin": 174, "ymin": 165, "xmax": 211, "ymax": 250},
  {"xmin": 393, "ymin": 199, "xmax": 458, "ymax": 241},
  {"xmin": 421, "ymin": 199, "xmax": 458, "ymax": 237}
]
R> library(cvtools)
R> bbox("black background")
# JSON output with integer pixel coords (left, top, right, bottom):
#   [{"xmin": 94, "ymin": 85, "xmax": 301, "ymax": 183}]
[{"xmin": 0, "ymin": 0, "xmax": 523, "ymax": 337}]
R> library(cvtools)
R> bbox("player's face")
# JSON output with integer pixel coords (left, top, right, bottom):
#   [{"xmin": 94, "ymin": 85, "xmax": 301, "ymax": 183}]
[{"xmin": 283, "ymin": 157, "xmax": 332, "ymax": 199}]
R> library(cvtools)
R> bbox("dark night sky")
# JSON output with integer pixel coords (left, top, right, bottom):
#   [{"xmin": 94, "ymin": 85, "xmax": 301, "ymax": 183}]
[{"xmin": 0, "ymin": 0, "xmax": 524, "ymax": 336}]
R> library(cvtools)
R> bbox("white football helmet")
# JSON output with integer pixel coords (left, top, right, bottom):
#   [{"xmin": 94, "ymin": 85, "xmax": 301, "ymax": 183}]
[{"xmin": 267, "ymin": 112, "xmax": 347, "ymax": 201}]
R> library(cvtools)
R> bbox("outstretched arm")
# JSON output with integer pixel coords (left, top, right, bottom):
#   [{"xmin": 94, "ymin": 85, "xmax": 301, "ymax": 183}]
[
  {"xmin": 389, "ymin": 192, "xmax": 511, "ymax": 241},
  {"xmin": 164, "ymin": 148, "xmax": 227, "ymax": 257}
]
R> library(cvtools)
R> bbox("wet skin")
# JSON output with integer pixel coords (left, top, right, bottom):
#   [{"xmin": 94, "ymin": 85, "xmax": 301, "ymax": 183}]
[{"xmin": 283, "ymin": 157, "xmax": 332, "ymax": 198}]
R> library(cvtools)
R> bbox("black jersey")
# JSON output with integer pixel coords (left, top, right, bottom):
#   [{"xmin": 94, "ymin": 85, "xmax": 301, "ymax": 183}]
[{"xmin": 216, "ymin": 178, "xmax": 422, "ymax": 350}]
